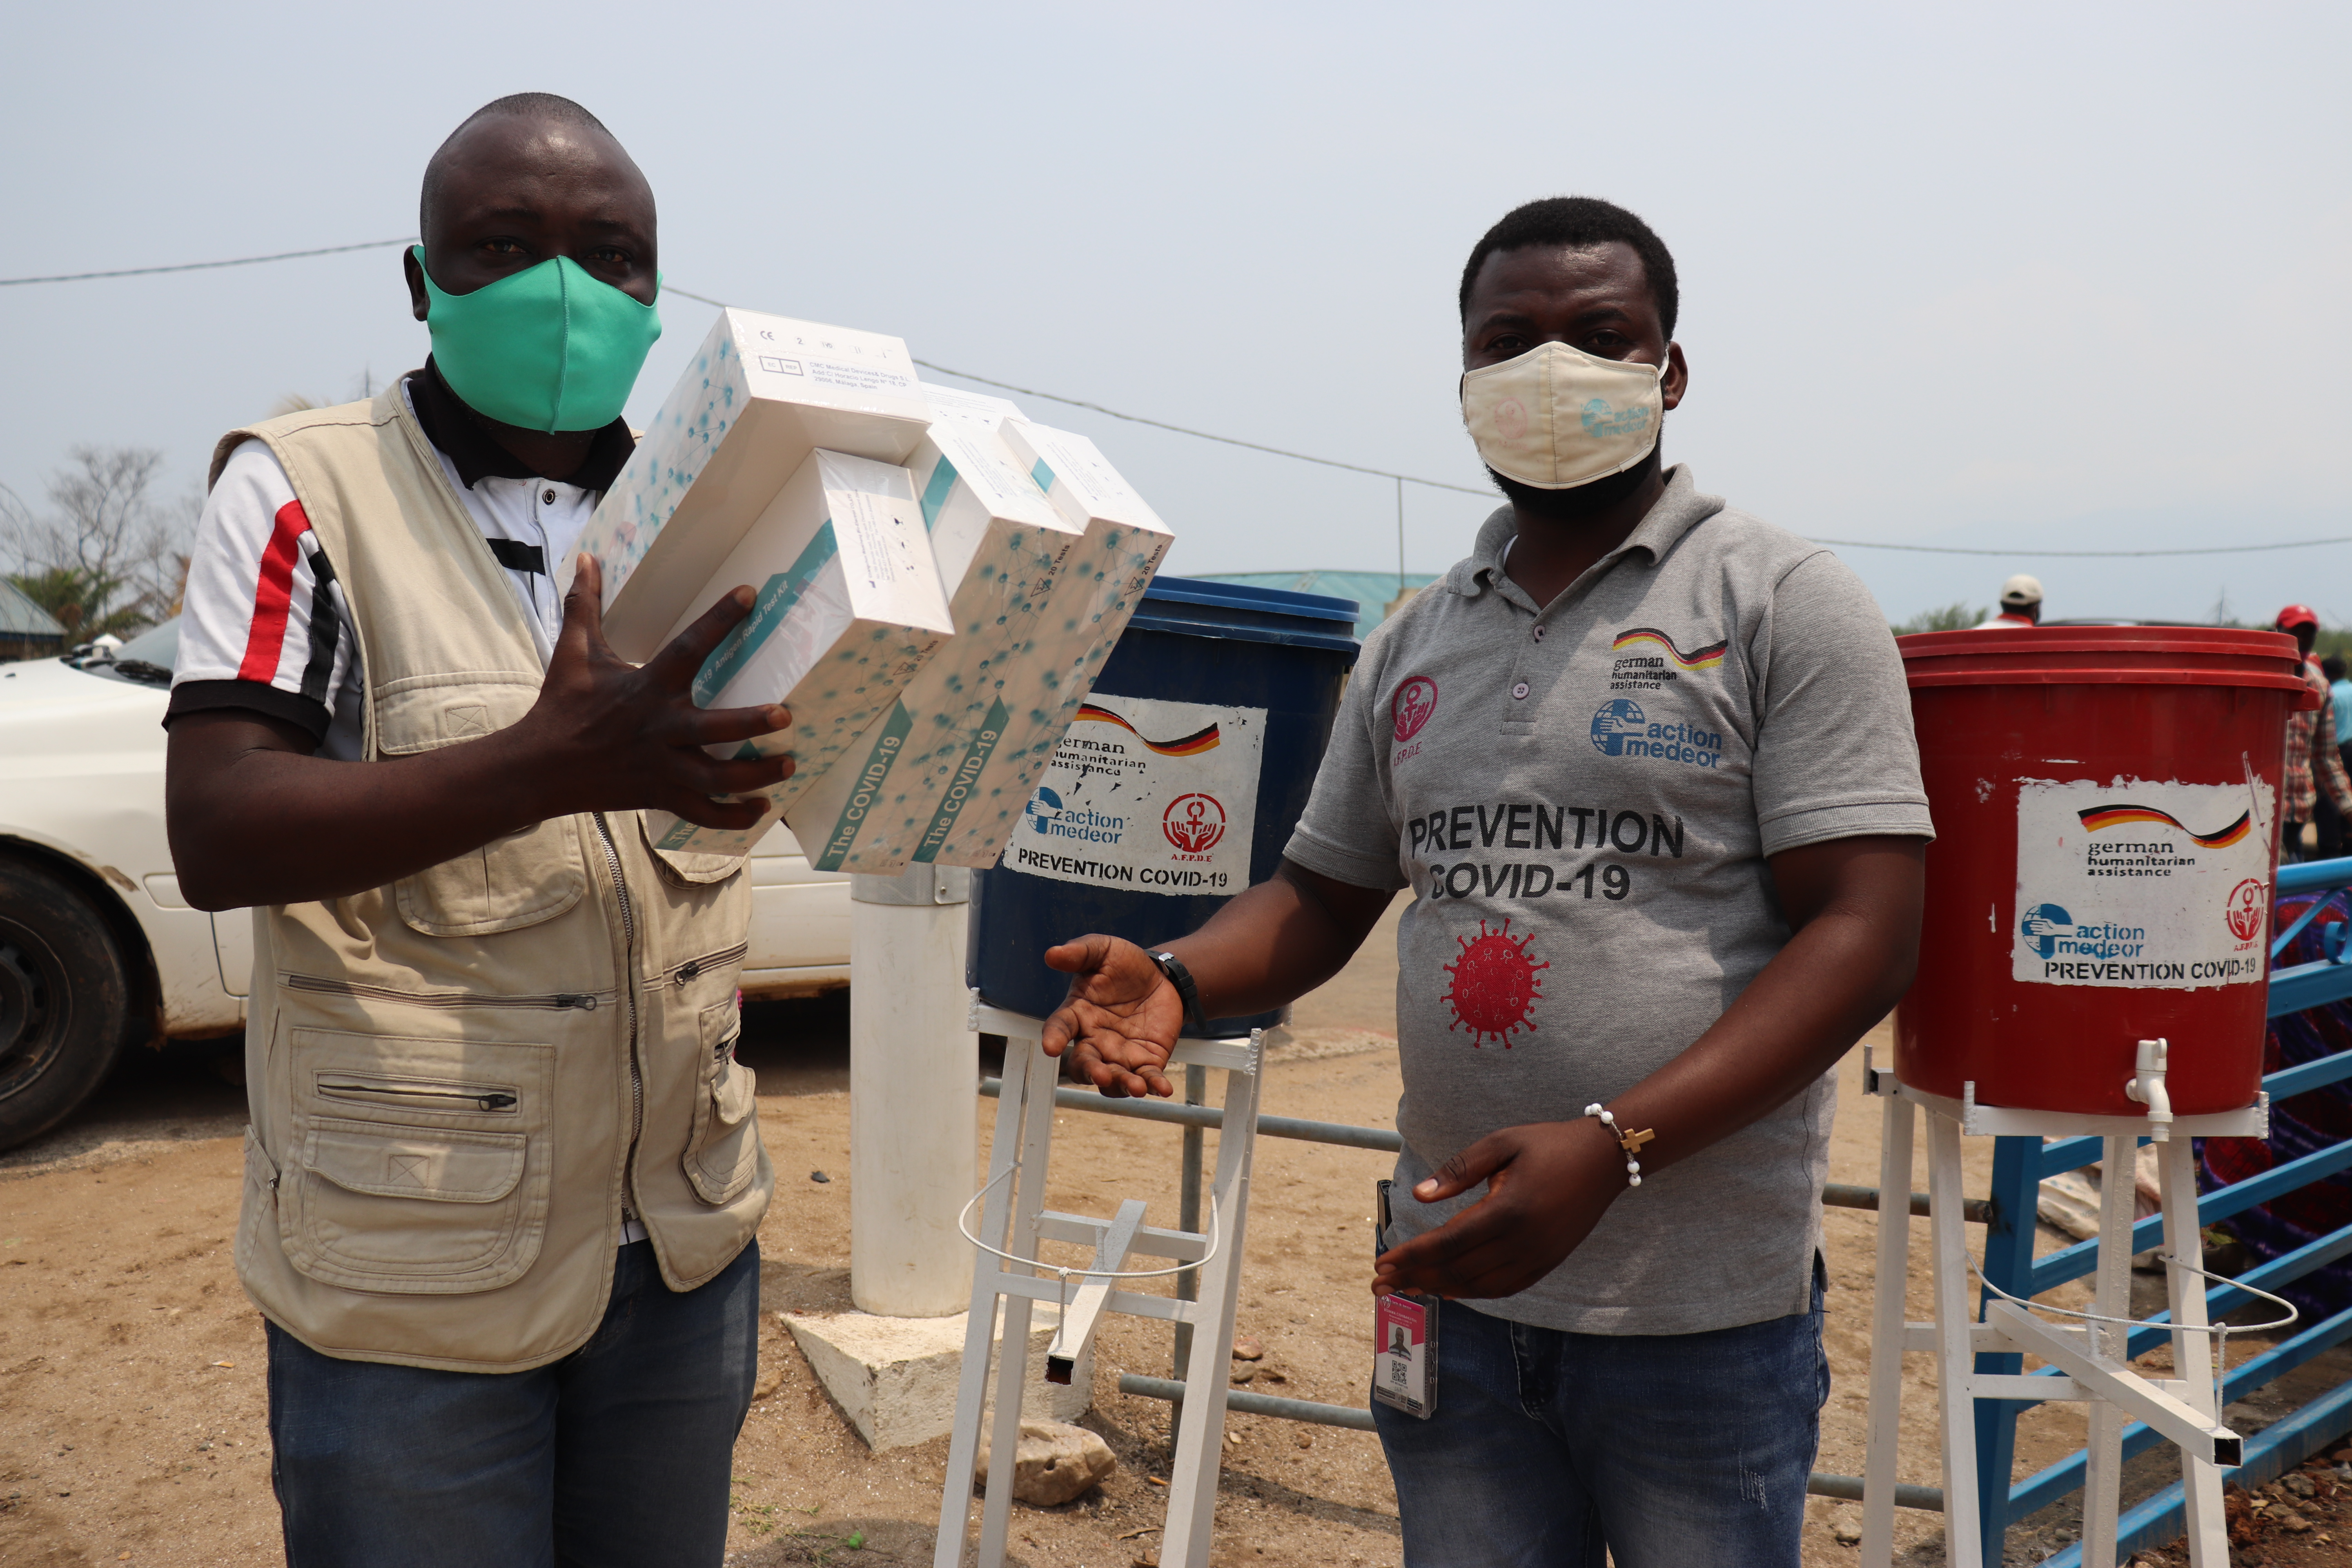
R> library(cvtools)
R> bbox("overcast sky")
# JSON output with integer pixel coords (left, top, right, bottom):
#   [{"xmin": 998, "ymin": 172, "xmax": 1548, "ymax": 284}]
[{"xmin": 3, "ymin": 2, "xmax": 2346, "ymax": 625}]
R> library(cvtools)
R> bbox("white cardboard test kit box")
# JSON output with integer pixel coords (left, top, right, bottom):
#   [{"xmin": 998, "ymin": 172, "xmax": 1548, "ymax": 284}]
[
  {"xmin": 639, "ymin": 447, "xmax": 955, "ymax": 856},
  {"xmin": 566, "ymin": 308, "xmax": 933, "ymax": 662},
  {"xmin": 781, "ymin": 389, "xmax": 1088, "ymax": 874},
  {"xmin": 921, "ymin": 418, "xmax": 1174, "ymax": 868}
]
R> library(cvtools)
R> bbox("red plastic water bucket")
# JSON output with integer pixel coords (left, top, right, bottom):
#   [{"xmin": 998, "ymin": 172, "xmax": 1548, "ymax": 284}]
[{"xmin": 1893, "ymin": 626, "xmax": 2312, "ymax": 1116}]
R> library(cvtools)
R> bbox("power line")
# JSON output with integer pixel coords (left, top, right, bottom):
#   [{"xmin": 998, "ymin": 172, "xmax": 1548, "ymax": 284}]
[
  {"xmin": 663, "ymin": 283, "xmax": 1492, "ymax": 497},
  {"xmin": 1808, "ymin": 536, "xmax": 2352, "ymax": 558},
  {"xmin": 0, "ymin": 237, "xmax": 415, "ymax": 287},
  {"xmin": 11, "ymin": 252, "xmax": 2348, "ymax": 561}
]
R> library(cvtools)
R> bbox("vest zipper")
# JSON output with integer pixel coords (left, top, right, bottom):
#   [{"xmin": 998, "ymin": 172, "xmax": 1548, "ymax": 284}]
[
  {"xmin": 281, "ymin": 974, "xmax": 606, "ymax": 1010},
  {"xmin": 318, "ymin": 1080, "xmax": 519, "ymax": 1114},
  {"xmin": 664, "ymin": 942, "xmax": 749, "ymax": 989},
  {"xmin": 592, "ymin": 813, "xmax": 644, "ymax": 1221}
]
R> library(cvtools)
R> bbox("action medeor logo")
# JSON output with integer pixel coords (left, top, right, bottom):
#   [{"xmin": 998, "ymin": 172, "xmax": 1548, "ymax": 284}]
[
  {"xmin": 2020, "ymin": 903, "xmax": 2072, "ymax": 958},
  {"xmin": 1024, "ymin": 786, "xmax": 1065, "ymax": 835},
  {"xmin": 1589, "ymin": 698, "xmax": 1647, "ymax": 757}
]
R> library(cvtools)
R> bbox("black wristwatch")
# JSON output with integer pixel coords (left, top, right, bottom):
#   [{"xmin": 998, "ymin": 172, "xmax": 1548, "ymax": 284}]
[{"xmin": 1148, "ymin": 949, "xmax": 1209, "ymax": 1036}]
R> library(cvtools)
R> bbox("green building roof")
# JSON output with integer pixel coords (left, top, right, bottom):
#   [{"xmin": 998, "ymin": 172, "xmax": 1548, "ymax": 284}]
[
  {"xmin": 1191, "ymin": 571, "xmax": 1441, "ymax": 641},
  {"xmin": 0, "ymin": 579, "xmax": 66, "ymax": 641}
]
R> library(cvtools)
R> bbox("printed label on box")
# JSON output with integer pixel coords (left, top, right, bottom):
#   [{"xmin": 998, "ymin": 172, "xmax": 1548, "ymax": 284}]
[
  {"xmin": 998, "ymin": 695, "xmax": 1264, "ymax": 894},
  {"xmin": 2012, "ymin": 777, "xmax": 2274, "ymax": 989}
]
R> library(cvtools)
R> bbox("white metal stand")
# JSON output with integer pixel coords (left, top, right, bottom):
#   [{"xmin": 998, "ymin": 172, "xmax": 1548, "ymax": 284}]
[
  {"xmin": 1858, "ymin": 1050, "xmax": 2268, "ymax": 1568},
  {"xmin": 934, "ymin": 1002, "xmax": 1270, "ymax": 1568}
]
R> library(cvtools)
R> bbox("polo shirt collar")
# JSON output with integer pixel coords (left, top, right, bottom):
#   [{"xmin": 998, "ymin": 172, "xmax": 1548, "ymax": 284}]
[
  {"xmin": 403, "ymin": 359, "xmax": 635, "ymax": 492},
  {"xmin": 1447, "ymin": 463, "xmax": 1722, "ymax": 606}
]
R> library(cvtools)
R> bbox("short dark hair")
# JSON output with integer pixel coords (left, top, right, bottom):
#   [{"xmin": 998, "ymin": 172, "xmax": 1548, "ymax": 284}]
[
  {"xmin": 420, "ymin": 94, "xmax": 617, "ymax": 245},
  {"xmin": 1458, "ymin": 196, "xmax": 1679, "ymax": 339},
  {"xmin": 2326, "ymin": 655, "xmax": 2346, "ymax": 681}
]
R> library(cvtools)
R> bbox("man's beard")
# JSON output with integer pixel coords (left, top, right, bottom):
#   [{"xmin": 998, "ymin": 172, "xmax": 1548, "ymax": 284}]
[{"xmin": 1488, "ymin": 446, "xmax": 1662, "ymax": 522}]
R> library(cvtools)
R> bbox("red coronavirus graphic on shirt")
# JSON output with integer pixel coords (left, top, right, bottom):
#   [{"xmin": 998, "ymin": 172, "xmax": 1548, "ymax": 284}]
[{"xmin": 1441, "ymin": 919, "xmax": 1546, "ymax": 1047}]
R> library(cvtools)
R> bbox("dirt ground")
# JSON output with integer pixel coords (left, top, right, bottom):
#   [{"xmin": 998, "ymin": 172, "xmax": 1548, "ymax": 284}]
[{"xmin": 3, "ymin": 895, "xmax": 2347, "ymax": 1566}]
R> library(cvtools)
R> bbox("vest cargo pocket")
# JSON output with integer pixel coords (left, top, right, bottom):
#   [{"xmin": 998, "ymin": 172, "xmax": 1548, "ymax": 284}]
[
  {"xmin": 637, "ymin": 812, "xmax": 750, "ymax": 887},
  {"xmin": 683, "ymin": 999, "xmax": 761, "ymax": 1205},
  {"xmin": 279, "ymin": 1031, "xmax": 554, "ymax": 1294},
  {"xmin": 395, "ymin": 818, "xmax": 588, "ymax": 938},
  {"xmin": 375, "ymin": 675, "xmax": 589, "ymax": 937}
]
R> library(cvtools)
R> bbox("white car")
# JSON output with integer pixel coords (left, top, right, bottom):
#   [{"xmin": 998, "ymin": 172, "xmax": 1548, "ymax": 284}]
[{"xmin": 0, "ymin": 619, "xmax": 850, "ymax": 1151}]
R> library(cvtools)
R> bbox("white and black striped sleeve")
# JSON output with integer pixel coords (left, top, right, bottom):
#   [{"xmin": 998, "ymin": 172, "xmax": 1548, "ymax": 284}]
[{"xmin": 166, "ymin": 439, "xmax": 355, "ymax": 744}]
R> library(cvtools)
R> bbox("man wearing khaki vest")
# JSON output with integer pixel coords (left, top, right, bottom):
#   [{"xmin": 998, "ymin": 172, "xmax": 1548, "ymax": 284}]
[{"xmin": 165, "ymin": 94, "xmax": 787, "ymax": 1566}]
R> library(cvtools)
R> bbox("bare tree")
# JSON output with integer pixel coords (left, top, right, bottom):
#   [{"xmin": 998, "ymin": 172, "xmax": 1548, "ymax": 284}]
[{"xmin": 1, "ymin": 446, "xmax": 195, "ymax": 639}]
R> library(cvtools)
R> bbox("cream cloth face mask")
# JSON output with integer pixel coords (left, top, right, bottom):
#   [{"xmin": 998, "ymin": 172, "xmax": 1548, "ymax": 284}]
[{"xmin": 1460, "ymin": 341, "xmax": 1669, "ymax": 489}]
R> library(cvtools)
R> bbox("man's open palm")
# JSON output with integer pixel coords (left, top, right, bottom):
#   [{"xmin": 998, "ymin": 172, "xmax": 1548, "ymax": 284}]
[{"xmin": 1040, "ymin": 935, "xmax": 1183, "ymax": 1098}]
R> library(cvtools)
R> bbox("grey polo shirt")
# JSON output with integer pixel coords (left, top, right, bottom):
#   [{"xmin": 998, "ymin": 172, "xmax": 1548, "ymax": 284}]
[{"xmin": 1285, "ymin": 465, "xmax": 1933, "ymax": 1336}]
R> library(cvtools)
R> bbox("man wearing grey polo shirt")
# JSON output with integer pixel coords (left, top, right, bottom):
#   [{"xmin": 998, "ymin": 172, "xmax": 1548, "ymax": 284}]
[{"xmin": 1039, "ymin": 195, "xmax": 1931, "ymax": 1567}]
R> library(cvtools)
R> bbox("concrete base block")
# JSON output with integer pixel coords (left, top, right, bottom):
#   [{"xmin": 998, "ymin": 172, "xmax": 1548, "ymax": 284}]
[{"xmin": 783, "ymin": 1304, "xmax": 1093, "ymax": 1451}]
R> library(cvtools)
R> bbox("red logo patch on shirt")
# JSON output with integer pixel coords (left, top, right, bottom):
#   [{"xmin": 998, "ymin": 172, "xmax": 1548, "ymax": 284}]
[
  {"xmin": 1393, "ymin": 677, "xmax": 1438, "ymax": 743},
  {"xmin": 1441, "ymin": 918, "xmax": 1546, "ymax": 1047}
]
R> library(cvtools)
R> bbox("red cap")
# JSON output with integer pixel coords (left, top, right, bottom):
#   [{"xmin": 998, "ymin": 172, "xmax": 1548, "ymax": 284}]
[{"xmin": 2278, "ymin": 604, "xmax": 2321, "ymax": 631}]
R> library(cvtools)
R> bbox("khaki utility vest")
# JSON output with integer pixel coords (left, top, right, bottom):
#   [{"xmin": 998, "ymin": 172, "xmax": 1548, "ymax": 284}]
[{"xmin": 216, "ymin": 387, "xmax": 773, "ymax": 1372}]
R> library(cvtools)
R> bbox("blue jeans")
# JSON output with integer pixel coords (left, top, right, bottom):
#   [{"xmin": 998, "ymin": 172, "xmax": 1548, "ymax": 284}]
[
  {"xmin": 266, "ymin": 1239, "xmax": 760, "ymax": 1568},
  {"xmin": 1370, "ymin": 1256, "xmax": 1828, "ymax": 1568}
]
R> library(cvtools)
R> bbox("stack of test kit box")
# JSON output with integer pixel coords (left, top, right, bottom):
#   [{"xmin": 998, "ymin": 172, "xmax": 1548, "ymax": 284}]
[
  {"xmin": 567, "ymin": 309, "xmax": 953, "ymax": 854},
  {"xmin": 784, "ymin": 391, "xmax": 1173, "ymax": 873},
  {"xmin": 571, "ymin": 307, "xmax": 1176, "ymax": 864},
  {"xmin": 921, "ymin": 417, "xmax": 1172, "ymax": 868},
  {"xmin": 782, "ymin": 386, "xmax": 1080, "ymax": 872}
]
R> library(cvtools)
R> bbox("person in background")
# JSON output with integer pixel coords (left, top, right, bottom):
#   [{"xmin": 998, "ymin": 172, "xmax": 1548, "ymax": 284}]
[
  {"xmin": 2276, "ymin": 605, "xmax": 2352, "ymax": 863},
  {"xmin": 1975, "ymin": 573, "xmax": 2042, "ymax": 628},
  {"xmin": 2318, "ymin": 655, "xmax": 2352, "ymax": 860}
]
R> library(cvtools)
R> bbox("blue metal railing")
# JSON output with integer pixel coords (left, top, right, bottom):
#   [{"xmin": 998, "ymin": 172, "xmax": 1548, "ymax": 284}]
[{"xmin": 1971, "ymin": 855, "xmax": 2352, "ymax": 1563}]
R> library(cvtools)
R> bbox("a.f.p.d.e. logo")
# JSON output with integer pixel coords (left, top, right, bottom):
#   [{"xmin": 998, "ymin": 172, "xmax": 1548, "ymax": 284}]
[
  {"xmin": 2225, "ymin": 879, "xmax": 2266, "ymax": 943},
  {"xmin": 1393, "ymin": 677, "xmax": 1437, "ymax": 742},
  {"xmin": 1163, "ymin": 793, "xmax": 1227, "ymax": 854}
]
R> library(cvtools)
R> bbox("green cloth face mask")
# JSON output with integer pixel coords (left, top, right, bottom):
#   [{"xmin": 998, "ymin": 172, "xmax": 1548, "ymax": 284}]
[{"xmin": 414, "ymin": 246, "xmax": 662, "ymax": 432}]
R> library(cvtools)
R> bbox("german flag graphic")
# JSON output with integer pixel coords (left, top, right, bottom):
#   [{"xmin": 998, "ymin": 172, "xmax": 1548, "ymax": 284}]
[
  {"xmin": 1074, "ymin": 704, "xmax": 1221, "ymax": 756},
  {"xmin": 1611, "ymin": 627, "xmax": 1729, "ymax": 670},
  {"xmin": 2077, "ymin": 805, "xmax": 2252, "ymax": 848}
]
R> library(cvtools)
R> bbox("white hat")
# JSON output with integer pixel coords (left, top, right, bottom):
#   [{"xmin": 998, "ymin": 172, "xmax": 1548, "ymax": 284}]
[{"xmin": 2000, "ymin": 573, "xmax": 2043, "ymax": 608}]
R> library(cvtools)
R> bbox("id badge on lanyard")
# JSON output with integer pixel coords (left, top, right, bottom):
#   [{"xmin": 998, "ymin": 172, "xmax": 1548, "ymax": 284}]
[{"xmin": 1371, "ymin": 1179, "xmax": 1437, "ymax": 1418}]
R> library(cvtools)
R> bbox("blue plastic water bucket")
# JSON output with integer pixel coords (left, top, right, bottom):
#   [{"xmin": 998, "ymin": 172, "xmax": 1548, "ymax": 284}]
[{"xmin": 967, "ymin": 576, "xmax": 1362, "ymax": 1032}]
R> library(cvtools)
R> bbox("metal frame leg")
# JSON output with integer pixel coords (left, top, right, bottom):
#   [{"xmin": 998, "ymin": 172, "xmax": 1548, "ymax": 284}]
[
  {"xmin": 972, "ymin": 1035, "xmax": 1062, "ymax": 1568},
  {"xmin": 936, "ymin": 1027, "xmax": 1036, "ymax": 1568},
  {"xmin": 2080, "ymin": 1136, "xmax": 2137, "ymax": 1568},
  {"xmin": 2159, "ymin": 1137, "xmax": 2229, "ymax": 1566},
  {"xmin": 1929, "ymin": 1109, "xmax": 1985, "ymax": 1568},
  {"xmin": 1158, "ymin": 1038, "xmax": 1263, "ymax": 1568},
  {"xmin": 1862, "ymin": 1089, "xmax": 1916, "ymax": 1568}
]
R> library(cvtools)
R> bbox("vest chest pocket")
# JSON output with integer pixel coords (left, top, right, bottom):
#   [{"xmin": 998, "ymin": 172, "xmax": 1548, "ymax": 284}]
[
  {"xmin": 278, "ymin": 1031, "xmax": 555, "ymax": 1294},
  {"xmin": 683, "ymin": 999, "xmax": 762, "ymax": 1206},
  {"xmin": 374, "ymin": 675, "xmax": 588, "ymax": 937}
]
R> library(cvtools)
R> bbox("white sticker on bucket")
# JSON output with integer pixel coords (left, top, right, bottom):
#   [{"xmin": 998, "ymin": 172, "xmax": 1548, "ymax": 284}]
[
  {"xmin": 999, "ymin": 695, "xmax": 1265, "ymax": 895},
  {"xmin": 2013, "ymin": 777, "xmax": 2273, "ymax": 989}
]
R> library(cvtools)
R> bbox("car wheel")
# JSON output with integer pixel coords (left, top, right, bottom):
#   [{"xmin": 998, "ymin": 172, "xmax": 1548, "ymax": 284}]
[{"xmin": 0, "ymin": 857, "xmax": 136, "ymax": 1152}]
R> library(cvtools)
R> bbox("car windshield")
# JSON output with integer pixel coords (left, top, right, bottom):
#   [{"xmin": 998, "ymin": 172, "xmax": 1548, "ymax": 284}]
[
  {"xmin": 113, "ymin": 618, "xmax": 180, "ymax": 670},
  {"xmin": 76, "ymin": 617, "xmax": 179, "ymax": 687}
]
